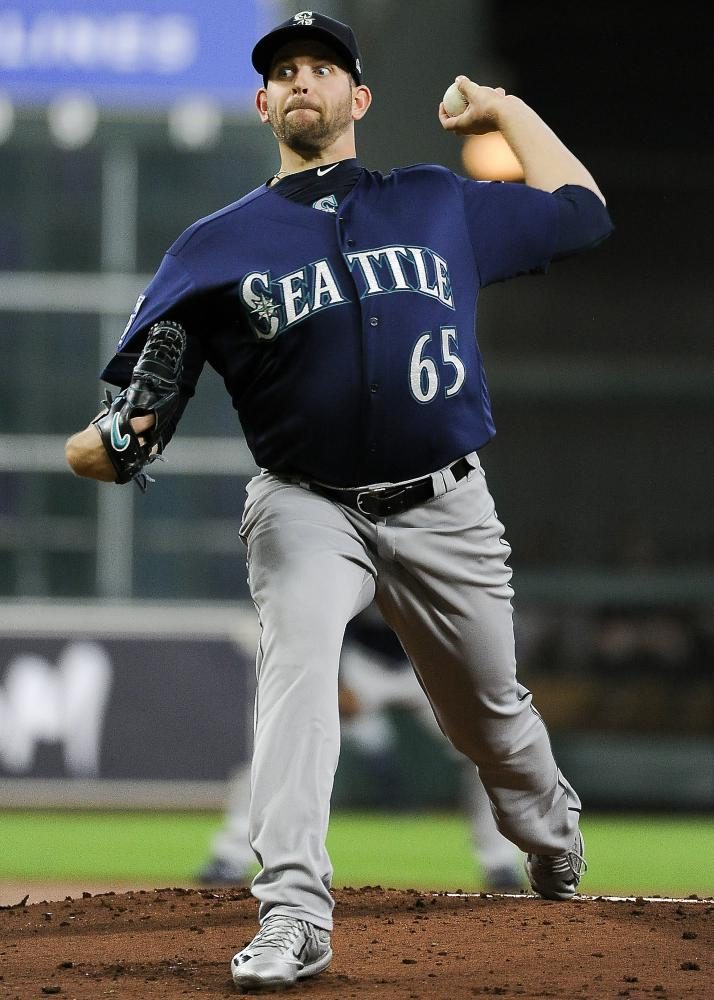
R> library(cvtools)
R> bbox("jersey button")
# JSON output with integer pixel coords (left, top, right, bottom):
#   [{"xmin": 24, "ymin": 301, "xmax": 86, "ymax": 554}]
[
  {"xmin": 346, "ymin": 238, "xmax": 355, "ymax": 247},
  {"xmin": 370, "ymin": 383, "xmax": 379, "ymax": 393},
  {"xmin": 369, "ymin": 317, "xmax": 379, "ymax": 327}
]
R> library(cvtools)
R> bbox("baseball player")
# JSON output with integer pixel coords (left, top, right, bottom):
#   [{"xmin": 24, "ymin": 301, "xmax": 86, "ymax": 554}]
[{"xmin": 65, "ymin": 10, "xmax": 613, "ymax": 992}]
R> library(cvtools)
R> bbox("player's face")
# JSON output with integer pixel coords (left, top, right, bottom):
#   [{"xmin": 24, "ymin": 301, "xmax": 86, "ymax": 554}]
[{"xmin": 260, "ymin": 41, "xmax": 358, "ymax": 154}]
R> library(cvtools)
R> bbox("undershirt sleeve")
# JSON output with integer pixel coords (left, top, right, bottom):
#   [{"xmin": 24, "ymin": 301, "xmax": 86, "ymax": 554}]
[{"xmin": 551, "ymin": 184, "xmax": 614, "ymax": 259}]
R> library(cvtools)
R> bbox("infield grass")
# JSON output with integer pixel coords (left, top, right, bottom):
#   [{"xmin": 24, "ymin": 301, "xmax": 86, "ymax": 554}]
[{"xmin": 0, "ymin": 810, "xmax": 712, "ymax": 897}]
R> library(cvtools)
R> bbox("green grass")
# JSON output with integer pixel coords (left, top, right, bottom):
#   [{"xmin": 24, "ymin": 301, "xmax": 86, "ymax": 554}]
[
  {"xmin": 0, "ymin": 810, "xmax": 712, "ymax": 897},
  {"xmin": 325, "ymin": 812, "xmax": 714, "ymax": 897}
]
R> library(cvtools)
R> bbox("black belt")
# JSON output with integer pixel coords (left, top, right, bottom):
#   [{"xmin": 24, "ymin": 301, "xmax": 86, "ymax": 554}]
[{"xmin": 309, "ymin": 456, "xmax": 472, "ymax": 518}]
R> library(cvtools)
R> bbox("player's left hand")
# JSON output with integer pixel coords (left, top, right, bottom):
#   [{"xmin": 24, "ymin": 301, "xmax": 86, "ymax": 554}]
[
  {"xmin": 439, "ymin": 76, "xmax": 508, "ymax": 136},
  {"xmin": 65, "ymin": 412, "xmax": 157, "ymax": 482}
]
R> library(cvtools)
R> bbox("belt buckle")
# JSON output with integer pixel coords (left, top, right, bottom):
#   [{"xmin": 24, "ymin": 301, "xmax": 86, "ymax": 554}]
[
  {"xmin": 356, "ymin": 484, "xmax": 410, "ymax": 516},
  {"xmin": 356, "ymin": 485, "xmax": 389, "ymax": 515}
]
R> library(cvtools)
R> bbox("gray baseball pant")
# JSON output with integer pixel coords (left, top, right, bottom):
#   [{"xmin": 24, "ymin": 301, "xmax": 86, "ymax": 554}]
[{"xmin": 239, "ymin": 452, "xmax": 581, "ymax": 930}]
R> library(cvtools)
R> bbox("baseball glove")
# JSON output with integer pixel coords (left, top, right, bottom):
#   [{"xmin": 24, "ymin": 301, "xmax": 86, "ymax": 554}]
[{"xmin": 93, "ymin": 319, "xmax": 187, "ymax": 491}]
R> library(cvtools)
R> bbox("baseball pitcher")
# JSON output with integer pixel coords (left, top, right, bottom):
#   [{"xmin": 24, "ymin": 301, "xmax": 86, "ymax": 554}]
[{"xmin": 65, "ymin": 10, "xmax": 613, "ymax": 992}]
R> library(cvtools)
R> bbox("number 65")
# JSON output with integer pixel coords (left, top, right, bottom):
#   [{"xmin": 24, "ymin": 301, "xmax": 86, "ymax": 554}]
[{"xmin": 409, "ymin": 327, "xmax": 465, "ymax": 403}]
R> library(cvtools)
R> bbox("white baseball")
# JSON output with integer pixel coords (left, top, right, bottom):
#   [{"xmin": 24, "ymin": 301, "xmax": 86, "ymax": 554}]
[{"xmin": 442, "ymin": 82, "xmax": 468, "ymax": 117}]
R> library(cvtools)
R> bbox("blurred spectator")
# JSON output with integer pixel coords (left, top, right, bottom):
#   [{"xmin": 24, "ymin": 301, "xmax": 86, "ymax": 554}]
[
  {"xmin": 584, "ymin": 603, "xmax": 713, "ymax": 732},
  {"xmin": 589, "ymin": 605, "xmax": 710, "ymax": 678},
  {"xmin": 492, "ymin": 590, "xmax": 713, "ymax": 736}
]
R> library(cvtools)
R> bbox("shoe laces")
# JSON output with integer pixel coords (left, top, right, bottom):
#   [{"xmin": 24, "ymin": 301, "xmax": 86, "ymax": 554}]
[
  {"xmin": 533, "ymin": 847, "xmax": 588, "ymax": 877},
  {"xmin": 567, "ymin": 846, "xmax": 588, "ymax": 876},
  {"xmin": 249, "ymin": 916, "xmax": 306, "ymax": 955}
]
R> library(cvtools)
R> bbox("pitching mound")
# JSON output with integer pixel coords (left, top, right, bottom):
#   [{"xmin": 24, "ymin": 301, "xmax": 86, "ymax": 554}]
[{"xmin": 1, "ymin": 885, "xmax": 710, "ymax": 998}]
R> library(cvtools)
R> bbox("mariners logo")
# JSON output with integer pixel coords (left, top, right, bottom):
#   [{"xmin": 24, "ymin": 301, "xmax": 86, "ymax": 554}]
[
  {"xmin": 294, "ymin": 11, "xmax": 314, "ymax": 26},
  {"xmin": 313, "ymin": 194, "xmax": 338, "ymax": 214},
  {"xmin": 243, "ymin": 287, "xmax": 282, "ymax": 340}
]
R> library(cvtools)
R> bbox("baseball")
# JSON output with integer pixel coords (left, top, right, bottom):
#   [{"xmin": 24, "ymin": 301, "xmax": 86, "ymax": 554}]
[{"xmin": 443, "ymin": 81, "xmax": 468, "ymax": 117}]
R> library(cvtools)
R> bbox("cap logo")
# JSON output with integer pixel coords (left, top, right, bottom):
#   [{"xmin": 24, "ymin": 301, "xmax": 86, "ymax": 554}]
[{"xmin": 294, "ymin": 11, "xmax": 314, "ymax": 25}]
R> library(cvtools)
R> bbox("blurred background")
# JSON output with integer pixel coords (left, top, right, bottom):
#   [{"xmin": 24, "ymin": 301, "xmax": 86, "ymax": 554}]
[{"xmin": 0, "ymin": 0, "xmax": 712, "ymax": 899}]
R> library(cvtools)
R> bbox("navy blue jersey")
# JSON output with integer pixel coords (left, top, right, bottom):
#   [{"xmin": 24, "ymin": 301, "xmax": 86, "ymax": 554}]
[{"xmin": 102, "ymin": 163, "xmax": 610, "ymax": 487}]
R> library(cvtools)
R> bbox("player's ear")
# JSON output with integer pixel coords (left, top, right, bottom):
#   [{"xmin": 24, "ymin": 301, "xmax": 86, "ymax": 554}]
[
  {"xmin": 255, "ymin": 88, "xmax": 270, "ymax": 124},
  {"xmin": 352, "ymin": 84, "xmax": 372, "ymax": 121}
]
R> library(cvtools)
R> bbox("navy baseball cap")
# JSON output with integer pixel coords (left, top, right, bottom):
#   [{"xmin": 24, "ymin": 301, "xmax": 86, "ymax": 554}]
[{"xmin": 251, "ymin": 10, "xmax": 363, "ymax": 85}]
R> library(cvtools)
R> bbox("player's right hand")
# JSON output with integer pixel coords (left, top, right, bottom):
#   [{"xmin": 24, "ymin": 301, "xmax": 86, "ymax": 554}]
[{"xmin": 439, "ymin": 76, "xmax": 508, "ymax": 136}]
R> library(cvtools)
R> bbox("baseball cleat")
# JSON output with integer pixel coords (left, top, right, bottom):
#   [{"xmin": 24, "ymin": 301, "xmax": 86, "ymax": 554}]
[
  {"xmin": 524, "ymin": 828, "xmax": 587, "ymax": 900},
  {"xmin": 231, "ymin": 914, "xmax": 332, "ymax": 991}
]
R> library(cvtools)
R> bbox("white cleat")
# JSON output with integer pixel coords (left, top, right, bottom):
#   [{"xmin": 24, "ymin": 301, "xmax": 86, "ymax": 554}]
[{"xmin": 231, "ymin": 914, "xmax": 332, "ymax": 992}]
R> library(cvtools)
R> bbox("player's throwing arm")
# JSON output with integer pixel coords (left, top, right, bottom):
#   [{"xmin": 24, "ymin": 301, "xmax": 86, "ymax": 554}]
[{"xmin": 440, "ymin": 75, "xmax": 606, "ymax": 202}]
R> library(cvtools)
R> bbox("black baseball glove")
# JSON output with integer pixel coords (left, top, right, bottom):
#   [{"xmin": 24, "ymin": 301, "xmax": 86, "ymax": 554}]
[{"xmin": 93, "ymin": 319, "xmax": 187, "ymax": 490}]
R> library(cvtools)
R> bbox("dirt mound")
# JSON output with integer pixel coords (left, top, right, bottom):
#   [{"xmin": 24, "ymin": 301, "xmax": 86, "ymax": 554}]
[{"xmin": 1, "ymin": 885, "xmax": 710, "ymax": 998}]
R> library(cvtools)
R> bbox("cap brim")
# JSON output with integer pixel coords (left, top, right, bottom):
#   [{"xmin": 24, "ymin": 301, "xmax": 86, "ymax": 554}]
[{"xmin": 252, "ymin": 26, "xmax": 360, "ymax": 82}]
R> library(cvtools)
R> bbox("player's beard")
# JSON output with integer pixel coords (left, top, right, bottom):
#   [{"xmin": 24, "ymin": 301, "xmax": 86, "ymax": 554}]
[{"xmin": 268, "ymin": 89, "xmax": 353, "ymax": 155}]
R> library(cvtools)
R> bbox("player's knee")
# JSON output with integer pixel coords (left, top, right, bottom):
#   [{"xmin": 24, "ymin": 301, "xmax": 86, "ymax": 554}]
[
  {"xmin": 266, "ymin": 607, "xmax": 344, "ymax": 667},
  {"xmin": 439, "ymin": 709, "xmax": 522, "ymax": 763},
  {"xmin": 284, "ymin": 627, "xmax": 341, "ymax": 668}
]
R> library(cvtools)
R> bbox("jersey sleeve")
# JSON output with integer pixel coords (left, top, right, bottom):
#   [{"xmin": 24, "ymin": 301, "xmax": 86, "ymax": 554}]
[
  {"xmin": 458, "ymin": 177, "xmax": 560, "ymax": 286},
  {"xmin": 100, "ymin": 251, "xmax": 206, "ymax": 393},
  {"xmin": 117, "ymin": 252, "xmax": 195, "ymax": 352},
  {"xmin": 551, "ymin": 184, "xmax": 614, "ymax": 259}
]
